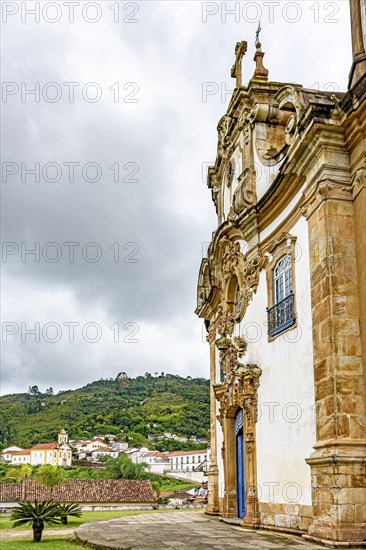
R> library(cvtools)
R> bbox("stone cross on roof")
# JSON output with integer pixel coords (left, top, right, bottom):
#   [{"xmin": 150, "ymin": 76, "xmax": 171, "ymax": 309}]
[{"xmin": 231, "ymin": 41, "xmax": 247, "ymax": 87}]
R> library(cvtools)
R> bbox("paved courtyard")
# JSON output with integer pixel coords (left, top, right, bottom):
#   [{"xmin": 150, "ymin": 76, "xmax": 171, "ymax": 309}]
[{"xmin": 75, "ymin": 511, "xmax": 325, "ymax": 550}]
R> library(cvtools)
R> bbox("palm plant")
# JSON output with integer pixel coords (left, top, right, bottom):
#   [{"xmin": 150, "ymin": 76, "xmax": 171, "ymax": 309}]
[
  {"xmin": 57, "ymin": 503, "xmax": 82, "ymax": 524},
  {"xmin": 11, "ymin": 500, "xmax": 61, "ymax": 542}
]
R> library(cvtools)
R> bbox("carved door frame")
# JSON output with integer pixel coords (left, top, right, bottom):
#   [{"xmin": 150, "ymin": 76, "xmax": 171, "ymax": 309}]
[{"xmin": 215, "ymin": 364, "xmax": 261, "ymax": 526}]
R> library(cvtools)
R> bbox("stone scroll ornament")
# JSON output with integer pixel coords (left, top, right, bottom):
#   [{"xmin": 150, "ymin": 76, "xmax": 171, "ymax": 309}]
[{"xmin": 233, "ymin": 167, "xmax": 257, "ymax": 216}]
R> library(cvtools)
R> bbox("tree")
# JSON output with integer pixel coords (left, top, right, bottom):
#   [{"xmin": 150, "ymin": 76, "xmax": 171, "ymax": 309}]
[
  {"xmin": 8, "ymin": 464, "xmax": 32, "ymax": 482},
  {"xmin": 29, "ymin": 386, "xmax": 40, "ymax": 396},
  {"xmin": 45, "ymin": 387, "xmax": 54, "ymax": 396},
  {"xmin": 104, "ymin": 453, "xmax": 147, "ymax": 480},
  {"xmin": 34, "ymin": 465, "xmax": 66, "ymax": 497},
  {"xmin": 57, "ymin": 503, "xmax": 82, "ymax": 525},
  {"xmin": 8, "ymin": 465, "xmax": 33, "ymax": 500},
  {"xmin": 11, "ymin": 500, "xmax": 61, "ymax": 542}
]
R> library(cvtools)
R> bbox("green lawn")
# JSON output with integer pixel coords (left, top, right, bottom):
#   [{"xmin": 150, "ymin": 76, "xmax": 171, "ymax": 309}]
[{"xmin": 0, "ymin": 538, "xmax": 79, "ymax": 550}]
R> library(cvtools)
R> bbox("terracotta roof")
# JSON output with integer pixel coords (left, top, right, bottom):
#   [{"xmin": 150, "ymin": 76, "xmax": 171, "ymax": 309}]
[
  {"xmin": 9, "ymin": 450, "xmax": 31, "ymax": 456},
  {"xmin": 168, "ymin": 449, "xmax": 208, "ymax": 457},
  {"xmin": 91, "ymin": 447, "xmax": 114, "ymax": 453},
  {"xmin": 144, "ymin": 452, "xmax": 170, "ymax": 460},
  {"xmin": 31, "ymin": 443, "xmax": 59, "ymax": 450},
  {"xmin": 0, "ymin": 480, "xmax": 156, "ymax": 503}
]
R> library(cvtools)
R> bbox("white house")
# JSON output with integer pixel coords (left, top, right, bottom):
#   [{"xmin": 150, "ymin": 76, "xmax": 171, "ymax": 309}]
[
  {"xmin": 111, "ymin": 441, "xmax": 128, "ymax": 452},
  {"xmin": 90, "ymin": 447, "xmax": 120, "ymax": 461},
  {"xmin": 1, "ymin": 446, "xmax": 23, "ymax": 462},
  {"xmin": 143, "ymin": 451, "xmax": 170, "ymax": 474},
  {"xmin": 9, "ymin": 450, "xmax": 31, "ymax": 465},
  {"xmin": 168, "ymin": 449, "xmax": 211, "ymax": 473}
]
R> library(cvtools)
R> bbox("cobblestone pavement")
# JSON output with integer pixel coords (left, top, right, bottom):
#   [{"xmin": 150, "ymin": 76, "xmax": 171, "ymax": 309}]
[{"xmin": 75, "ymin": 511, "xmax": 325, "ymax": 550}]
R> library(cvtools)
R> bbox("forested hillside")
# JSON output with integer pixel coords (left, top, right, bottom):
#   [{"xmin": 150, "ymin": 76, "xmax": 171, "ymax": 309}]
[{"xmin": 0, "ymin": 374, "xmax": 210, "ymax": 449}]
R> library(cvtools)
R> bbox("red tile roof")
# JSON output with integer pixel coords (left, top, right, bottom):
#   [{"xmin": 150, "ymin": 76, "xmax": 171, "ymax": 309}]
[
  {"xmin": 9, "ymin": 450, "xmax": 31, "ymax": 456},
  {"xmin": 144, "ymin": 452, "xmax": 170, "ymax": 460},
  {"xmin": 31, "ymin": 443, "xmax": 59, "ymax": 450},
  {"xmin": 0, "ymin": 480, "xmax": 155, "ymax": 503}
]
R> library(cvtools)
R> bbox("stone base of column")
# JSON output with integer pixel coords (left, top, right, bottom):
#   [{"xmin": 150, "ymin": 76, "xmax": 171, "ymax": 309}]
[
  {"xmin": 306, "ymin": 442, "xmax": 366, "ymax": 543},
  {"xmin": 206, "ymin": 464, "xmax": 219, "ymax": 514},
  {"xmin": 241, "ymin": 496, "xmax": 260, "ymax": 528},
  {"xmin": 222, "ymin": 489, "xmax": 237, "ymax": 518}
]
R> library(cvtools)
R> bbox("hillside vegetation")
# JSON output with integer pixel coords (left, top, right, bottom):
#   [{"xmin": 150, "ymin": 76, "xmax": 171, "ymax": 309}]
[{"xmin": 0, "ymin": 374, "xmax": 210, "ymax": 448}]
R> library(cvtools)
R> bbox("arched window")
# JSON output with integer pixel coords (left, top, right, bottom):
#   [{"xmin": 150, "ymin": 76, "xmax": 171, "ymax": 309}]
[
  {"xmin": 273, "ymin": 255, "xmax": 292, "ymax": 304},
  {"xmin": 235, "ymin": 285, "xmax": 242, "ymax": 313},
  {"xmin": 267, "ymin": 255, "xmax": 295, "ymax": 337}
]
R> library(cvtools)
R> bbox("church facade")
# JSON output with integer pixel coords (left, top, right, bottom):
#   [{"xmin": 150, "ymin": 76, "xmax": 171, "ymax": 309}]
[{"xmin": 195, "ymin": 2, "xmax": 366, "ymax": 545}]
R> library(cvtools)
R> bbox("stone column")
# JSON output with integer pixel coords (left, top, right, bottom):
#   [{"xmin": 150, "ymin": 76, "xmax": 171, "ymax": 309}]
[
  {"xmin": 304, "ymin": 179, "xmax": 366, "ymax": 543},
  {"xmin": 206, "ymin": 334, "xmax": 219, "ymax": 514},
  {"xmin": 242, "ymin": 393, "xmax": 260, "ymax": 527},
  {"xmin": 352, "ymin": 168, "xmax": 366, "ymax": 419},
  {"xmin": 349, "ymin": 0, "xmax": 366, "ymax": 88}
]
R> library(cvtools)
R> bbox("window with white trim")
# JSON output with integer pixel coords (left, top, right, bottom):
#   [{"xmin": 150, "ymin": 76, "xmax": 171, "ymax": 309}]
[{"xmin": 267, "ymin": 255, "xmax": 295, "ymax": 337}]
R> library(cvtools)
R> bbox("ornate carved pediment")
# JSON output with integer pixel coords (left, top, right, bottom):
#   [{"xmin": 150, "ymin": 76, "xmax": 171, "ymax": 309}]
[
  {"xmin": 216, "ymin": 333, "xmax": 247, "ymax": 379},
  {"xmin": 219, "ymin": 236, "xmax": 241, "ymax": 281},
  {"xmin": 214, "ymin": 361, "xmax": 262, "ymax": 426}
]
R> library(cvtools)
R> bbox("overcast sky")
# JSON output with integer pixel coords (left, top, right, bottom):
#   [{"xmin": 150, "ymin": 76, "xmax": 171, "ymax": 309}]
[{"xmin": 1, "ymin": 0, "xmax": 352, "ymax": 395}]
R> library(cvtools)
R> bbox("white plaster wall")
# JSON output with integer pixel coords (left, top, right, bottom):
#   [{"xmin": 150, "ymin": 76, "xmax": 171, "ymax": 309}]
[
  {"xmin": 254, "ymin": 147, "xmax": 284, "ymax": 202},
  {"xmin": 242, "ymin": 216, "xmax": 315, "ymax": 505},
  {"xmin": 260, "ymin": 186, "xmax": 304, "ymax": 242}
]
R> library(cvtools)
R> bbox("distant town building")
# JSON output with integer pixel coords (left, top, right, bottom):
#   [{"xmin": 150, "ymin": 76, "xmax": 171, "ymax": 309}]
[
  {"xmin": 1, "ymin": 446, "xmax": 23, "ymax": 462},
  {"xmin": 6, "ymin": 430, "xmax": 72, "ymax": 466},
  {"xmin": 168, "ymin": 449, "xmax": 210, "ymax": 474},
  {"xmin": 29, "ymin": 430, "xmax": 72, "ymax": 466}
]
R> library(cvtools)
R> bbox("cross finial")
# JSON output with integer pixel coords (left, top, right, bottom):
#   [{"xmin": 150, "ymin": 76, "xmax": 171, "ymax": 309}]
[{"xmin": 231, "ymin": 41, "xmax": 248, "ymax": 87}]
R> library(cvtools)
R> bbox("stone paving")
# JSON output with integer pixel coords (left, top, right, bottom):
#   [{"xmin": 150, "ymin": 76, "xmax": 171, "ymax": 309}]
[{"xmin": 75, "ymin": 511, "xmax": 325, "ymax": 550}]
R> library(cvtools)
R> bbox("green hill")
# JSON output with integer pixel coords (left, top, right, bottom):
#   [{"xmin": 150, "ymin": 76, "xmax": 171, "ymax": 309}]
[{"xmin": 0, "ymin": 374, "xmax": 210, "ymax": 449}]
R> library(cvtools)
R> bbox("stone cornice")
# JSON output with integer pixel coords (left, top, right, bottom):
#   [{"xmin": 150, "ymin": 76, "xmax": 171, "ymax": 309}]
[{"xmin": 301, "ymin": 177, "xmax": 353, "ymax": 220}]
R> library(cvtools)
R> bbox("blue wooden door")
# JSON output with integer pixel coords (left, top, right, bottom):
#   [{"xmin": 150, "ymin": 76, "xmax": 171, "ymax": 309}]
[{"xmin": 235, "ymin": 410, "xmax": 245, "ymax": 518}]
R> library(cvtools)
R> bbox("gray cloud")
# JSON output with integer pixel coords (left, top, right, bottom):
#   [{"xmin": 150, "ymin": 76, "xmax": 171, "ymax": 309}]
[{"xmin": 1, "ymin": 0, "xmax": 351, "ymax": 394}]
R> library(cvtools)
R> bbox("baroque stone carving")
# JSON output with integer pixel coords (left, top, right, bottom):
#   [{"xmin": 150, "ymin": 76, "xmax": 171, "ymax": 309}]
[
  {"xmin": 242, "ymin": 253, "xmax": 263, "ymax": 295},
  {"xmin": 214, "ymin": 362, "xmax": 262, "ymax": 426},
  {"xmin": 219, "ymin": 236, "xmax": 241, "ymax": 280},
  {"xmin": 217, "ymin": 308, "xmax": 235, "ymax": 337},
  {"xmin": 217, "ymin": 115, "xmax": 231, "ymax": 156},
  {"xmin": 233, "ymin": 167, "xmax": 257, "ymax": 215}
]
